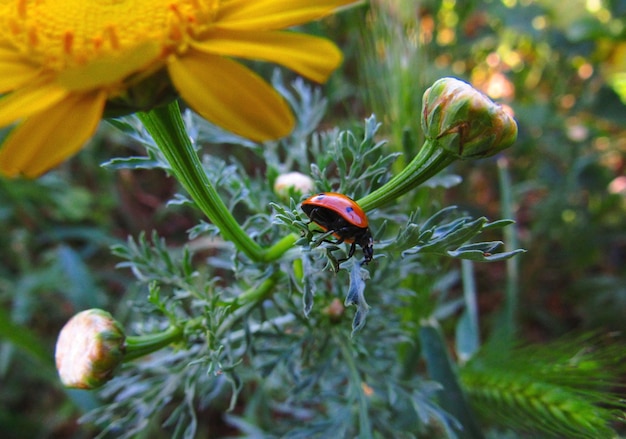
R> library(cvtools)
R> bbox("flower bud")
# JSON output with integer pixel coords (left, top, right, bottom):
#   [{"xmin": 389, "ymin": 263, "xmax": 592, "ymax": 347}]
[
  {"xmin": 422, "ymin": 77, "xmax": 518, "ymax": 159},
  {"xmin": 274, "ymin": 172, "xmax": 315, "ymax": 200},
  {"xmin": 55, "ymin": 309, "xmax": 126, "ymax": 389},
  {"xmin": 323, "ymin": 298, "xmax": 346, "ymax": 323}
]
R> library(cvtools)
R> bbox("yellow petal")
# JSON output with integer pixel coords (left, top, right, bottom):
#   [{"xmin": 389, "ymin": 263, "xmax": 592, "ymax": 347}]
[
  {"xmin": 193, "ymin": 30, "xmax": 342, "ymax": 83},
  {"xmin": 0, "ymin": 91, "xmax": 106, "ymax": 178},
  {"xmin": 217, "ymin": 0, "xmax": 357, "ymax": 30},
  {"xmin": 56, "ymin": 41, "xmax": 161, "ymax": 91},
  {"xmin": 0, "ymin": 45, "xmax": 42, "ymax": 93},
  {"xmin": 168, "ymin": 51, "xmax": 294, "ymax": 141},
  {"xmin": 0, "ymin": 75, "xmax": 69, "ymax": 127}
]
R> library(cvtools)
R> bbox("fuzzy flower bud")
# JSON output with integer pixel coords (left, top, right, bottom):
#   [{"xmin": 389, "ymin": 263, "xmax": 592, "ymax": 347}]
[
  {"xmin": 422, "ymin": 77, "xmax": 518, "ymax": 159},
  {"xmin": 274, "ymin": 172, "xmax": 315, "ymax": 200},
  {"xmin": 55, "ymin": 309, "xmax": 126, "ymax": 389},
  {"xmin": 323, "ymin": 298, "xmax": 346, "ymax": 323}
]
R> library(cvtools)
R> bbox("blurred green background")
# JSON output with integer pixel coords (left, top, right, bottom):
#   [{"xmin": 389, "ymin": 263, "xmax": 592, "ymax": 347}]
[{"xmin": 1, "ymin": 0, "xmax": 625, "ymax": 437}]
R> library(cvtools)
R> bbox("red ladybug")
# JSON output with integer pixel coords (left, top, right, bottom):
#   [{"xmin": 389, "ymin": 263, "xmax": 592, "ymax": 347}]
[{"xmin": 301, "ymin": 192, "xmax": 373, "ymax": 264}]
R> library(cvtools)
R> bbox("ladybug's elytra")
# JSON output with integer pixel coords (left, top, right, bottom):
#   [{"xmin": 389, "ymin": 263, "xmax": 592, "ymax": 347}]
[{"xmin": 301, "ymin": 192, "xmax": 373, "ymax": 264}]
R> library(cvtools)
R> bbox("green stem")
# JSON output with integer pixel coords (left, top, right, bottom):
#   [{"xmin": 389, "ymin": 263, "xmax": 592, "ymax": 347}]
[
  {"xmin": 458, "ymin": 260, "xmax": 480, "ymax": 361},
  {"xmin": 124, "ymin": 324, "xmax": 184, "ymax": 362},
  {"xmin": 123, "ymin": 270, "xmax": 279, "ymax": 362},
  {"xmin": 497, "ymin": 157, "xmax": 518, "ymax": 342},
  {"xmin": 227, "ymin": 274, "xmax": 279, "ymax": 310},
  {"xmin": 217, "ymin": 274, "xmax": 280, "ymax": 338},
  {"xmin": 263, "ymin": 233, "xmax": 298, "ymax": 262},
  {"xmin": 357, "ymin": 138, "xmax": 456, "ymax": 211},
  {"xmin": 138, "ymin": 102, "xmax": 264, "ymax": 262}
]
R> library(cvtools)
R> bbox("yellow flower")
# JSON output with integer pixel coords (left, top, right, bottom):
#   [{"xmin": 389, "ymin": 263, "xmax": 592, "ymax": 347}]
[{"xmin": 0, "ymin": 0, "xmax": 356, "ymax": 178}]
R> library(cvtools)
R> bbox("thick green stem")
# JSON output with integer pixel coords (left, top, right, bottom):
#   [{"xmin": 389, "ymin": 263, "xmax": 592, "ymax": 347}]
[
  {"xmin": 228, "ymin": 274, "xmax": 279, "ymax": 310},
  {"xmin": 357, "ymin": 138, "xmax": 456, "ymax": 211},
  {"xmin": 124, "ymin": 324, "xmax": 184, "ymax": 362},
  {"xmin": 263, "ymin": 233, "xmax": 298, "ymax": 262},
  {"xmin": 138, "ymin": 102, "xmax": 264, "ymax": 262}
]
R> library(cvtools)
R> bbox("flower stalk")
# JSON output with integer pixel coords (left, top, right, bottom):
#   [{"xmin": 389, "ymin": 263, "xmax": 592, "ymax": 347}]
[
  {"xmin": 357, "ymin": 138, "xmax": 455, "ymax": 211},
  {"xmin": 264, "ymin": 233, "xmax": 299, "ymax": 262},
  {"xmin": 216, "ymin": 274, "xmax": 281, "ymax": 338},
  {"xmin": 139, "ymin": 102, "xmax": 265, "ymax": 262},
  {"xmin": 123, "ymin": 324, "xmax": 185, "ymax": 362}
]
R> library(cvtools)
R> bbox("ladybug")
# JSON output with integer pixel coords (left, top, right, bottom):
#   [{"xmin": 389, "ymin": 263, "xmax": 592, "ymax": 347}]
[{"xmin": 301, "ymin": 192, "xmax": 373, "ymax": 264}]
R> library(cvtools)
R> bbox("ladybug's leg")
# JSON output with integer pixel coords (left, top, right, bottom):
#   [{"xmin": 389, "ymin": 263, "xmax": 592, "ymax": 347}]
[
  {"xmin": 312, "ymin": 230, "xmax": 335, "ymax": 247},
  {"xmin": 312, "ymin": 230, "xmax": 342, "ymax": 245},
  {"xmin": 307, "ymin": 208, "xmax": 343, "ymax": 244},
  {"xmin": 335, "ymin": 241, "xmax": 356, "ymax": 269},
  {"xmin": 347, "ymin": 241, "xmax": 356, "ymax": 259}
]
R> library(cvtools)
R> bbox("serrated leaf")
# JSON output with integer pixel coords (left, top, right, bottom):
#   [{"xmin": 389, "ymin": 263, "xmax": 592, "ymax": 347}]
[
  {"xmin": 303, "ymin": 275, "xmax": 315, "ymax": 317},
  {"xmin": 406, "ymin": 217, "xmax": 488, "ymax": 256},
  {"xmin": 101, "ymin": 156, "xmax": 163, "ymax": 170},
  {"xmin": 482, "ymin": 219, "xmax": 516, "ymax": 230},
  {"xmin": 351, "ymin": 307, "xmax": 368, "ymax": 335},
  {"xmin": 167, "ymin": 194, "xmax": 194, "ymax": 207},
  {"xmin": 447, "ymin": 248, "xmax": 526, "ymax": 262},
  {"xmin": 106, "ymin": 118, "xmax": 137, "ymax": 134},
  {"xmin": 480, "ymin": 249, "xmax": 527, "ymax": 262},
  {"xmin": 345, "ymin": 263, "xmax": 370, "ymax": 334},
  {"xmin": 421, "ymin": 205, "xmax": 458, "ymax": 231},
  {"xmin": 446, "ymin": 249, "xmax": 493, "ymax": 261},
  {"xmin": 455, "ymin": 241, "xmax": 504, "ymax": 253},
  {"xmin": 423, "ymin": 174, "xmax": 463, "ymax": 189}
]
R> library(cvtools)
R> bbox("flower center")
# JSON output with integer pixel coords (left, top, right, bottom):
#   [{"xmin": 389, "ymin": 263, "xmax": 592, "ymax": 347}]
[{"xmin": 2, "ymin": 0, "xmax": 218, "ymax": 70}]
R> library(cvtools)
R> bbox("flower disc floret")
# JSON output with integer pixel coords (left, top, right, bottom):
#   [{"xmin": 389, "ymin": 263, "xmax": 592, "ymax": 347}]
[{"xmin": 2, "ymin": 0, "xmax": 216, "ymax": 73}]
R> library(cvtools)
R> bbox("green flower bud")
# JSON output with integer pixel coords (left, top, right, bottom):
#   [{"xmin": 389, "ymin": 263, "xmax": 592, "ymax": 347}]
[
  {"xmin": 55, "ymin": 309, "xmax": 126, "ymax": 389},
  {"xmin": 422, "ymin": 77, "xmax": 518, "ymax": 159},
  {"xmin": 274, "ymin": 171, "xmax": 315, "ymax": 200}
]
